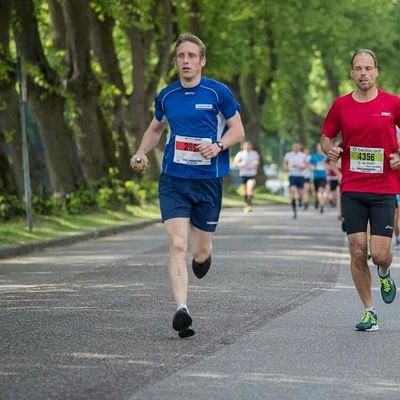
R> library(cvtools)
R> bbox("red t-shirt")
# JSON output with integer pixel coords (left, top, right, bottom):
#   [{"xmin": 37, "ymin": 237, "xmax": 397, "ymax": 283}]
[{"xmin": 322, "ymin": 89, "xmax": 400, "ymax": 194}]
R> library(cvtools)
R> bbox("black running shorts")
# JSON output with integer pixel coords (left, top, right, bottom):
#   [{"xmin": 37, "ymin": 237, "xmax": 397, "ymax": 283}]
[{"xmin": 341, "ymin": 192, "xmax": 396, "ymax": 237}]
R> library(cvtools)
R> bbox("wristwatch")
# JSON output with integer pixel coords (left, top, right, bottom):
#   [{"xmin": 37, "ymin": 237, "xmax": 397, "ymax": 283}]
[{"xmin": 215, "ymin": 141, "xmax": 224, "ymax": 151}]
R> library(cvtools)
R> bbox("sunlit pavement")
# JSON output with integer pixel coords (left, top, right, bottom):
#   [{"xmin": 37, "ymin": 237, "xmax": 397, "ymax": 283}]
[{"xmin": 1, "ymin": 204, "xmax": 400, "ymax": 399}]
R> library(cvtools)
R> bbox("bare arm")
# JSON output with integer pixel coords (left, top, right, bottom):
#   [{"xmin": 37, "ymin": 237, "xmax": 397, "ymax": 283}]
[
  {"xmin": 320, "ymin": 135, "xmax": 343, "ymax": 162},
  {"xmin": 389, "ymin": 152, "xmax": 400, "ymax": 170},
  {"xmin": 130, "ymin": 117, "xmax": 166, "ymax": 170},
  {"xmin": 197, "ymin": 111, "xmax": 245, "ymax": 159},
  {"xmin": 328, "ymin": 160, "xmax": 342, "ymax": 182}
]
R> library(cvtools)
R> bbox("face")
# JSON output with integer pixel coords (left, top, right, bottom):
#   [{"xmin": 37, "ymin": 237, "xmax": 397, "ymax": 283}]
[
  {"xmin": 175, "ymin": 41, "xmax": 206, "ymax": 85},
  {"xmin": 350, "ymin": 53, "xmax": 378, "ymax": 92},
  {"xmin": 243, "ymin": 142, "xmax": 252, "ymax": 151},
  {"xmin": 292, "ymin": 143, "xmax": 302, "ymax": 152}
]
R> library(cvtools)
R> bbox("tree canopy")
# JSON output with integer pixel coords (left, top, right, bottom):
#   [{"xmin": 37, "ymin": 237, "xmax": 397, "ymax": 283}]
[{"xmin": 0, "ymin": 0, "xmax": 399, "ymax": 197}]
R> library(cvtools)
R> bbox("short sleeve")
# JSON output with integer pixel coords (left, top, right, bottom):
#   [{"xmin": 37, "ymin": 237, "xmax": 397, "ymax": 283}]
[
  {"xmin": 218, "ymin": 84, "xmax": 240, "ymax": 120},
  {"xmin": 393, "ymin": 95, "xmax": 400, "ymax": 127},
  {"xmin": 322, "ymin": 99, "xmax": 341, "ymax": 138},
  {"xmin": 154, "ymin": 92, "xmax": 165, "ymax": 122}
]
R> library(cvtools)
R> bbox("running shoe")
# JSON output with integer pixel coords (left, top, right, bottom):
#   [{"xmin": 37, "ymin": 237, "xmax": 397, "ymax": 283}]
[
  {"xmin": 244, "ymin": 205, "xmax": 252, "ymax": 213},
  {"xmin": 354, "ymin": 310, "xmax": 379, "ymax": 331},
  {"xmin": 378, "ymin": 268, "xmax": 397, "ymax": 304},
  {"xmin": 192, "ymin": 255, "xmax": 212, "ymax": 279},
  {"xmin": 172, "ymin": 308, "xmax": 195, "ymax": 338}
]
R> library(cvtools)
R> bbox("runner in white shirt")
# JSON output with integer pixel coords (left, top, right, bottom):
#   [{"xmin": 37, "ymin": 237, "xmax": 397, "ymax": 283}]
[
  {"xmin": 283, "ymin": 142, "xmax": 308, "ymax": 219},
  {"xmin": 233, "ymin": 141, "xmax": 260, "ymax": 212},
  {"xmin": 302, "ymin": 147, "xmax": 311, "ymax": 210}
]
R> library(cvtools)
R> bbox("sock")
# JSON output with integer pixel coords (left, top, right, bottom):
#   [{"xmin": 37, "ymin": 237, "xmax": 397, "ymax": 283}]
[
  {"xmin": 177, "ymin": 304, "xmax": 189, "ymax": 313},
  {"xmin": 366, "ymin": 306, "xmax": 376, "ymax": 314},
  {"xmin": 378, "ymin": 266, "xmax": 390, "ymax": 278},
  {"xmin": 244, "ymin": 195, "xmax": 249, "ymax": 205},
  {"xmin": 248, "ymin": 195, "xmax": 253, "ymax": 206},
  {"xmin": 291, "ymin": 199, "xmax": 297, "ymax": 213}
]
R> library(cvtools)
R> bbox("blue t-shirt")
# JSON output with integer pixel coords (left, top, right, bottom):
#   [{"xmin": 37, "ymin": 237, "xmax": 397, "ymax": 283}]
[
  {"xmin": 155, "ymin": 77, "xmax": 240, "ymax": 179},
  {"xmin": 309, "ymin": 153, "xmax": 327, "ymax": 179}
]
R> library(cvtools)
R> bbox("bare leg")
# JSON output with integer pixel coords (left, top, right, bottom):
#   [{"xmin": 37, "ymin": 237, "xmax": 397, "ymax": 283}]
[
  {"xmin": 190, "ymin": 225, "xmax": 213, "ymax": 264},
  {"xmin": 243, "ymin": 179, "xmax": 256, "ymax": 209},
  {"xmin": 164, "ymin": 218, "xmax": 190, "ymax": 306},
  {"xmin": 348, "ymin": 232, "xmax": 372, "ymax": 308},
  {"xmin": 290, "ymin": 186, "xmax": 298, "ymax": 216},
  {"xmin": 370, "ymin": 235, "xmax": 392, "ymax": 274}
]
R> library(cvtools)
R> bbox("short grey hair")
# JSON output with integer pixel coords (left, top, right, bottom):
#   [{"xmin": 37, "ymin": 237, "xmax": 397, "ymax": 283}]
[{"xmin": 351, "ymin": 48, "xmax": 378, "ymax": 68}]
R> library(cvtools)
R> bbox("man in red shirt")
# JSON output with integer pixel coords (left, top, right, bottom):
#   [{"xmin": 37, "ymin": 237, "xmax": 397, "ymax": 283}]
[{"xmin": 321, "ymin": 48, "xmax": 400, "ymax": 332}]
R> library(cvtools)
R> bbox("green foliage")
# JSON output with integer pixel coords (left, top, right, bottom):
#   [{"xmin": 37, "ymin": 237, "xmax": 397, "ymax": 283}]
[
  {"xmin": 94, "ymin": 167, "xmax": 157, "ymax": 209},
  {"xmin": 0, "ymin": 168, "xmax": 158, "ymax": 221},
  {"xmin": 0, "ymin": 195, "xmax": 25, "ymax": 221},
  {"xmin": 3, "ymin": 0, "xmax": 400, "ymax": 202}
]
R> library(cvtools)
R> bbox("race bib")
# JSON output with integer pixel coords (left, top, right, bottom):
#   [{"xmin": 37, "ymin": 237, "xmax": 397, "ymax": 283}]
[
  {"xmin": 173, "ymin": 135, "xmax": 212, "ymax": 165},
  {"xmin": 349, "ymin": 146, "xmax": 384, "ymax": 173}
]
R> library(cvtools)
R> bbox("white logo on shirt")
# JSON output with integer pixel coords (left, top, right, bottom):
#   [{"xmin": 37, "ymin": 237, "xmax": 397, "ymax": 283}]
[
  {"xmin": 195, "ymin": 104, "xmax": 213, "ymax": 110},
  {"xmin": 372, "ymin": 112, "xmax": 392, "ymax": 117}
]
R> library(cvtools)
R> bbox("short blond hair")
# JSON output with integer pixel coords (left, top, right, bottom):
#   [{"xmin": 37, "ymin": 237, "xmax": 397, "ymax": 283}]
[{"xmin": 174, "ymin": 33, "xmax": 206, "ymax": 59}]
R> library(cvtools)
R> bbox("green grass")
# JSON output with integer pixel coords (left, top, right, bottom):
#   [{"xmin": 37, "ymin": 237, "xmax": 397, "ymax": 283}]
[
  {"xmin": 0, "ymin": 203, "xmax": 160, "ymax": 247},
  {"xmin": 0, "ymin": 190, "xmax": 287, "ymax": 248},
  {"xmin": 223, "ymin": 187, "xmax": 289, "ymax": 207}
]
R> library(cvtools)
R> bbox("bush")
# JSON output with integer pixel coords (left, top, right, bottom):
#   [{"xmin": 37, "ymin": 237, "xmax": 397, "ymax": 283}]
[
  {"xmin": 0, "ymin": 195, "xmax": 25, "ymax": 220},
  {"xmin": 0, "ymin": 168, "xmax": 160, "ymax": 221}
]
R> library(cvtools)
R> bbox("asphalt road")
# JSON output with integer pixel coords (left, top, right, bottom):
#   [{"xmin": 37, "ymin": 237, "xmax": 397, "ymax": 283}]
[{"xmin": 1, "ymin": 204, "xmax": 400, "ymax": 400}]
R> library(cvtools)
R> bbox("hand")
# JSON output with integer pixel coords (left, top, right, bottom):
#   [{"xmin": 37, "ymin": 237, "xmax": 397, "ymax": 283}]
[
  {"xmin": 389, "ymin": 152, "xmax": 400, "ymax": 170},
  {"xmin": 327, "ymin": 146, "xmax": 343, "ymax": 162},
  {"xmin": 197, "ymin": 142, "xmax": 221, "ymax": 159},
  {"xmin": 130, "ymin": 154, "xmax": 148, "ymax": 173}
]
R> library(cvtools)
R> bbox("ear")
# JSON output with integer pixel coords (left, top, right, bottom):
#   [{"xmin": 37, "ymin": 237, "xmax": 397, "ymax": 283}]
[
  {"xmin": 201, "ymin": 57, "xmax": 206, "ymax": 67},
  {"xmin": 350, "ymin": 69, "xmax": 354, "ymax": 80}
]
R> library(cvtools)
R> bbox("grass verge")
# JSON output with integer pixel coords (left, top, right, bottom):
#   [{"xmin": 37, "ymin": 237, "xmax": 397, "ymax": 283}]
[{"xmin": 0, "ymin": 190, "xmax": 287, "ymax": 248}]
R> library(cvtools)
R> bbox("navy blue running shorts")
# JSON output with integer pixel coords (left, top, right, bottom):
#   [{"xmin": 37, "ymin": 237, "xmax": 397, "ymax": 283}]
[
  {"xmin": 289, "ymin": 176, "xmax": 305, "ymax": 189},
  {"xmin": 158, "ymin": 173, "xmax": 223, "ymax": 232},
  {"xmin": 313, "ymin": 178, "xmax": 327, "ymax": 191},
  {"xmin": 241, "ymin": 175, "xmax": 256, "ymax": 184},
  {"xmin": 341, "ymin": 192, "xmax": 396, "ymax": 237}
]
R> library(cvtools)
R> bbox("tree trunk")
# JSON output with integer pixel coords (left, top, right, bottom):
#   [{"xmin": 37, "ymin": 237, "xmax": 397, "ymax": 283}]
[
  {"xmin": 240, "ymin": 73, "xmax": 262, "ymax": 147},
  {"xmin": 125, "ymin": 0, "xmax": 175, "ymax": 181},
  {"xmin": 0, "ymin": 0, "xmax": 23, "ymax": 196},
  {"xmin": 13, "ymin": 0, "xmax": 85, "ymax": 195},
  {"xmin": 321, "ymin": 51, "xmax": 340, "ymax": 99},
  {"xmin": 88, "ymin": 7, "xmax": 132, "ymax": 181},
  {"xmin": 48, "ymin": 0, "xmax": 67, "ymax": 50},
  {"xmin": 0, "ymin": 134, "xmax": 18, "ymax": 195},
  {"xmin": 62, "ymin": 0, "xmax": 110, "ymax": 182}
]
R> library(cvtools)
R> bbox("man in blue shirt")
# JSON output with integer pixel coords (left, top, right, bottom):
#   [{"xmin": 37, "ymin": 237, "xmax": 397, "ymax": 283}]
[
  {"xmin": 131, "ymin": 33, "xmax": 245, "ymax": 338},
  {"xmin": 308, "ymin": 143, "xmax": 328, "ymax": 214}
]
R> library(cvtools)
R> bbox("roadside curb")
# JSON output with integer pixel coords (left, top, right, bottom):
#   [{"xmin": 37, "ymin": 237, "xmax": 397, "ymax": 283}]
[{"xmin": 0, "ymin": 218, "xmax": 160, "ymax": 260}]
